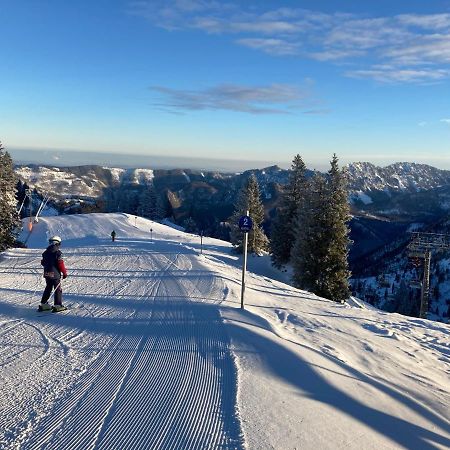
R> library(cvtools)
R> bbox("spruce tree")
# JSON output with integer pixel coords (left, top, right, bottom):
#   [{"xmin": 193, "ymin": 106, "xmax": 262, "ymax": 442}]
[
  {"xmin": 291, "ymin": 172, "xmax": 329, "ymax": 292},
  {"xmin": 291, "ymin": 155, "xmax": 351, "ymax": 303},
  {"xmin": 229, "ymin": 173, "xmax": 269, "ymax": 254},
  {"xmin": 0, "ymin": 142, "xmax": 20, "ymax": 251},
  {"xmin": 323, "ymin": 154, "xmax": 352, "ymax": 302},
  {"xmin": 271, "ymin": 154, "xmax": 307, "ymax": 268},
  {"xmin": 140, "ymin": 184, "xmax": 164, "ymax": 220}
]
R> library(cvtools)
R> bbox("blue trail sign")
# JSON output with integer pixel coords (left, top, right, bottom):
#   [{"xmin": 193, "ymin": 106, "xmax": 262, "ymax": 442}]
[{"xmin": 239, "ymin": 215, "xmax": 253, "ymax": 233}]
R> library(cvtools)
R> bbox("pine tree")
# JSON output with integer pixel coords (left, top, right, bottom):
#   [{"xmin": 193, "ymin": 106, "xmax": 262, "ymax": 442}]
[
  {"xmin": 291, "ymin": 172, "xmax": 329, "ymax": 292},
  {"xmin": 291, "ymin": 155, "xmax": 351, "ymax": 302},
  {"xmin": 0, "ymin": 142, "xmax": 20, "ymax": 251},
  {"xmin": 140, "ymin": 184, "xmax": 164, "ymax": 220},
  {"xmin": 322, "ymin": 154, "xmax": 352, "ymax": 302},
  {"xmin": 183, "ymin": 217, "xmax": 198, "ymax": 233},
  {"xmin": 229, "ymin": 173, "xmax": 269, "ymax": 254},
  {"xmin": 271, "ymin": 154, "xmax": 307, "ymax": 269}
]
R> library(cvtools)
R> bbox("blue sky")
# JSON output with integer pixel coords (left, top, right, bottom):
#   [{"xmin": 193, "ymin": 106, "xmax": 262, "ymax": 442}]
[{"xmin": 1, "ymin": 0, "xmax": 450, "ymax": 170}]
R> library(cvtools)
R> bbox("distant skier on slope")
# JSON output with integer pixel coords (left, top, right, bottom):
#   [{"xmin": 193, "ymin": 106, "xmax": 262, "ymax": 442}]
[
  {"xmin": 39, "ymin": 236, "xmax": 68, "ymax": 312},
  {"xmin": 111, "ymin": 230, "xmax": 116, "ymax": 242}
]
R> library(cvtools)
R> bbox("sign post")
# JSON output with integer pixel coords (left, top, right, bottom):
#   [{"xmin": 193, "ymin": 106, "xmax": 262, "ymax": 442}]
[{"xmin": 239, "ymin": 211, "xmax": 253, "ymax": 309}]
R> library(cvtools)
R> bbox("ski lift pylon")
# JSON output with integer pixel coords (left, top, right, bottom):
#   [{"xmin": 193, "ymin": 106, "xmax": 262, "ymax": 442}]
[{"xmin": 408, "ymin": 249, "xmax": 425, "ymax": 259}]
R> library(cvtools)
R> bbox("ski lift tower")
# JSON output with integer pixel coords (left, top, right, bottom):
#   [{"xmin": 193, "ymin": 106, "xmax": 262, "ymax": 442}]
[{"xmin": 407, "ymin": 232, "xmax": 450, "ymax": 319}]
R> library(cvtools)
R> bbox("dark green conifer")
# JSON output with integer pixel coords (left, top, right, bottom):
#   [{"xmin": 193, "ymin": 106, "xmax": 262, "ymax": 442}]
[
  {"xmin": 323, "ymin": 154, "xmax": 352, "ymax": 302},
  {"xmin": 291, "ymin": 155, "xmax": 352, "ymax": 302},
  {"xmin": 229, "ymin": 174, "xmax": 269, "ymax": 254},
  {"xmin": 271, "ymin": 154, "xmax": 307, "ymax": 269},
  {"xmin": 0, "ymin": 142, "xmax": 20, "ymax": 251},
  {"xmin": 291, "ymin": 172, "xmax": 328, "ymax": 292},
  {"xmin": 140, "ymin": 184, "xmax": 164, "ymax": 220}
]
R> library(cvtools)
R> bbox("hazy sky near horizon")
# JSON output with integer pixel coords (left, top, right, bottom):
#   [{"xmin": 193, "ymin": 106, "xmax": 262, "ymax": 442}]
[{"xmin": 2, "ymin": 0, "xmax": 450, "ymax": 170}]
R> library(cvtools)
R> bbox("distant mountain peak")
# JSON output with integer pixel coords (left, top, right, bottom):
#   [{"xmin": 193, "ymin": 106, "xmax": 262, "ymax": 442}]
[{"xmin": 347, "ymin": 161, "xmax": 450, "ymax": 194}]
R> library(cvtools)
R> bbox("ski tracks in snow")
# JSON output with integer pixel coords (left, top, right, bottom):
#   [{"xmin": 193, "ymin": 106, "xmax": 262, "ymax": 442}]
[{"xmin": 0, "ymin": 244, "xmax": 244, "ymax": 449}]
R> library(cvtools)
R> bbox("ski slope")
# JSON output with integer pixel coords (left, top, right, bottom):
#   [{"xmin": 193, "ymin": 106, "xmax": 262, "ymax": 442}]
[{"xmin": 0, "ymin": 213, "xmax": 449, "ymax": 450}]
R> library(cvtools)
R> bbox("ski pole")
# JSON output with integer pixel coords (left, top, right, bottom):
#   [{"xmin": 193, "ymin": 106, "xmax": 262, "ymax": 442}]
[
  {"xmin": 52, "ymin": 280, "xmax": 62, "ymax": 296},
  {"xmin": 46, "ymin": 279, "xmax": 63, "ymax": 303},
  {"xmin": 31, "ymin": 278, "xmax": 62, "ymax": 306}
]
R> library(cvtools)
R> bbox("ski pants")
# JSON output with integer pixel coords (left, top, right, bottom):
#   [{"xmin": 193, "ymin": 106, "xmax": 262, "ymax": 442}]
[{"xmin": 42, "ymin": 277, "xmax": 62, "ymax": 305}]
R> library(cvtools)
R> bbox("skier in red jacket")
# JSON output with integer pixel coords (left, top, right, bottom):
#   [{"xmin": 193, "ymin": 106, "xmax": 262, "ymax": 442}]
[{"xmin": 39, "ymin": 236, "xmax": 68, "ymax": 311}]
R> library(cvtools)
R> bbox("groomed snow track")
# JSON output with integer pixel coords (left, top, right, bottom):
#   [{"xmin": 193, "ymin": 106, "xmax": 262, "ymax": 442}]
[{"xmin": 0, "ymin": 232, "xmax": 244, "ymax": 449}]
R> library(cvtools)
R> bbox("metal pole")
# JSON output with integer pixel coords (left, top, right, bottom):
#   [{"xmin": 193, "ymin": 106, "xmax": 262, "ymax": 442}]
[
  {"xmin": 240, "ymin": 210, "xmax": 249, "ymax": 309},
  {"xmin": 420, "ymin": 249, "xmax": 431, "ymax": 319},
  {"xmin": 408, "ymin": 231, "xmax": 450, "ymax": 319},
  {"xmin": 200, "ymin": 231, "xmax": 203, "ymax": 254},
  {"xmin": 28, "ymin": 191, "xmax": 33, "ymax": 231},
  {"xmin": 18, "ymin": 192, "xmax": 28, "ymax": 215}
]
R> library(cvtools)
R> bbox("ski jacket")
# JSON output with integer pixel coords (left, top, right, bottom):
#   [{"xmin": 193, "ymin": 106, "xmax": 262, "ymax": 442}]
[{"xmin": 41, "ymin": 244, "xmax": 67, "ymax": 279}]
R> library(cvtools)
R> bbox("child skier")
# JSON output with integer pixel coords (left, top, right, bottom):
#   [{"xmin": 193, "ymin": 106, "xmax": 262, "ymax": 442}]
[{"xmin": 39, "ymin": 236, "xmax": 68, "ymax": 312}]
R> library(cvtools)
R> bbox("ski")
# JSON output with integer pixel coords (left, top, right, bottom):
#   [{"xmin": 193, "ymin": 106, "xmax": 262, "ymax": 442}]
[
  {"xmin": 36, "ymin": 303, "xmax": 83, "ymax": 314},
  {"xmin": 37, "ymin": 304, "xmax": 52, "ymax": 312}
]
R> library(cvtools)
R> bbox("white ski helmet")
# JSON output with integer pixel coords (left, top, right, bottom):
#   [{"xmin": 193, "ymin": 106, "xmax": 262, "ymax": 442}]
[{"xmin": 49, "ymin": 235, "xmax": 62, "ymax": 244}]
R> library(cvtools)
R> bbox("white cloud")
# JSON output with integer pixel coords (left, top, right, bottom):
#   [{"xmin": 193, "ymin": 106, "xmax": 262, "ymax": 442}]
[
  {"xmin": 130, "ymin": 2, "xmax": 450, "ymax": 83},
  {"xmin": 309, "ymin": 49, "xmax": 365, "ymax": 61},
  {"xmin": 397, "ymin": 13, "xmax": 450, "ymax": 30},
  {"xmin": 236, "ymin": 38, "xmax": 300, "ymax": 56},
  {"xmin": 150, "ymin": 83, "xmax": 317, "ymax": 114},
  {"xmin": 346, "ymin": 67, "xmax": 449, "ymax": 83},
  {"xmin": 440, "ymin": 118, "xmax": 450, "ymax": 125},
  {"xmin": 231, "ymin": 20, "xmax": 300, "ymax": 35},
  {"xmin": 383, "ymin": 35, "xmax": 450, "ymax": 66}
]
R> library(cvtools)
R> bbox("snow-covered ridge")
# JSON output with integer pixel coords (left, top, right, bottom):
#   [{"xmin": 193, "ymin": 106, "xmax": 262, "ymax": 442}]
[
  {"xmin": 15, "ymin": 165, "xmax": 111, "ymax": 198},
  {"xmin": 15, "ymin": 162, "xmax": 450, "ymax": 218},
  {"xmin": 16, "ymin": 161, "xmax": 450, "ymax": 201},
  {"xmin": 346, "ymin": 162, "xmax": 450, "ymax": 193},
  {"xmin": 16, "ymin": 165, "xmax": 155, "ymax": 199}
]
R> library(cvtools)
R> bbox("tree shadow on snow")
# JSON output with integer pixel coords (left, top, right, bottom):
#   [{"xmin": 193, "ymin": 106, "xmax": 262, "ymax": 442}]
[
  {"xmin": 2, "ymin": 286, "xmax": 449, "ymax": 450},
  {"xmin": 220, "ymin": 307, "xmax": 450, "ymax": 450}
]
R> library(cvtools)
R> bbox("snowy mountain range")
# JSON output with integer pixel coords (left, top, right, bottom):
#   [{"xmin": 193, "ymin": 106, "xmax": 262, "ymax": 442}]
[
  {"xmin": 15, "ymin": 165, "xmax": 156, "ymax": 199},
  {"xmin": 15, "ymin": 159, "xmax": 450, "ymax": 240},
  {"xmin": 0, "ymin": 212, "xmax": 448, "ymax": 449},
  {"xmin": 15, "ymin": 162, "xmax": 450, "ymax": 248},
  {"xmin": 15, "ymin": 161, "xmax": 450, "ymax": 207},
  {"xmin": 348, "ymin": 162, "xmax": 450, "ymax": 196}
]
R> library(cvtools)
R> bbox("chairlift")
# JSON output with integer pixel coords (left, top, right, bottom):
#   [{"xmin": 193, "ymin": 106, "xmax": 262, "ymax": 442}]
[
  {"xmin": 410, "ymin": 280, "xmax": 422, "ymax": 289},
  {"xmin": 408, "ymin": 256, "xmax": 422, "ymax": 268},
  {"xmin": 408, "ymin": 250, "xmax": 425, "ymax": 259},
  {"xmin": 378, "ymin": 277, "xmax": 390, "ymax": 288}
]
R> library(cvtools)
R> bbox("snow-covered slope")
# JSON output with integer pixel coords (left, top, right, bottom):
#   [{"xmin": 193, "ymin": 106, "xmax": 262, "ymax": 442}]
[{"xmin": 0, "ymin": 213, "xmax": 449, "ymax": 449}]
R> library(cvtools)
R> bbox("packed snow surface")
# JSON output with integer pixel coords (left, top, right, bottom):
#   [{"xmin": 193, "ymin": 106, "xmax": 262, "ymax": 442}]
[{"xmin": 0, "ymin": 213, "xmax": 449, "ymax": 449}]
